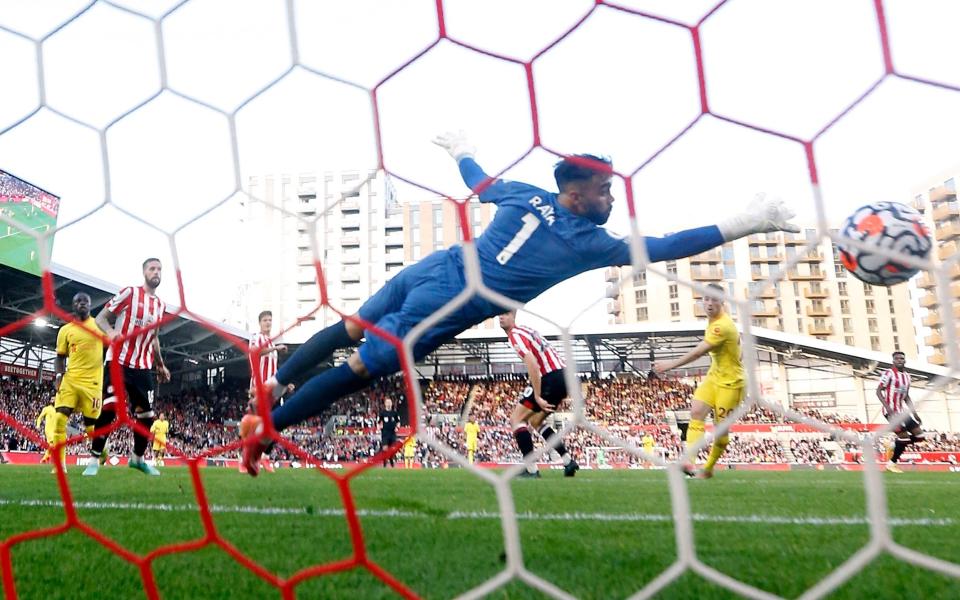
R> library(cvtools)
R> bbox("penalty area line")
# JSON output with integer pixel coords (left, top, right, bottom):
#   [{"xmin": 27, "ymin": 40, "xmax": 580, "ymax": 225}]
[{"xmin": 0, "ymin": 498, "xmax": 953, "ymax": 527}]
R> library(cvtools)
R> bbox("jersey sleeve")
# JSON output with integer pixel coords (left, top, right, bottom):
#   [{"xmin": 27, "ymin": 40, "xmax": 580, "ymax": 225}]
[
  {"xmin": 56, "ymin": 325, "xmax": 69, "ymax": 356},
  {"xmin": 105, "ymin": 287, "xmax": 133, "ymax": 315},
  {"xmin": 582, "ymin": 225, "xmax": 728, "ymax": 268},
  {"xmin": 878, "ymin": 369, "xmax": 891, "ymax": 389}
]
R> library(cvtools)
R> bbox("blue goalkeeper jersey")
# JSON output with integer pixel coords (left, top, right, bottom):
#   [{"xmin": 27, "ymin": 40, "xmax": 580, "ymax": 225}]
[{"xmin": 452, "ymin": 158, "xmax": 724, "ymax": 303}]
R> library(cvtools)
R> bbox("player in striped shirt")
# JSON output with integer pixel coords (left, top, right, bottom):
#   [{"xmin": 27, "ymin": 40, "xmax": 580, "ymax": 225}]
[
  {"xmin": 249, "ymin": 310, "xmax": 288, "ymax": 397},
  {"xmin": 500, "ymin": 310, "xmax": 579, "ymax": 478},
  {"xmin": 876, "ymin": 350, "xmax": 925, "ymax": 473},
  {"xmin": 242, "ymin": 310, "xmax": 287, "ymax": 473},
  {"xmin": 241, "ymin": 131, "xmax": 799, "ymax": 475},
  {"xmin": 85, "ymin": 258, "xmax": 170, "ymax": 477}
]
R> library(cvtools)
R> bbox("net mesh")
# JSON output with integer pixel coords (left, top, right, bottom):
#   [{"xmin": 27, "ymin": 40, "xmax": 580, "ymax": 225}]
[{"xmin": 0, "ymin": 0, "xmax": 958, "ymax": 598}]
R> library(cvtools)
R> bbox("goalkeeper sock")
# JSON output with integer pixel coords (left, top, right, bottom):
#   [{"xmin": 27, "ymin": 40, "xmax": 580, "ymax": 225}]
[
  {"xmin": 686, "ymin": 419, "xmax": 706, "ymax": 462},
  {"xmin": 272, "ymin": 363, "xmax": 370, "ymax": 432},
  {"xmin": 538, "ymin": 424, "xmax": 571, "ymax": 464},
  {"xmin": 704, "ymin": 435, "xmax": 729, "ymax": 472},
  {"xmin": 273, "ymin": 321, "xmax": 355, "ymax": 391}
]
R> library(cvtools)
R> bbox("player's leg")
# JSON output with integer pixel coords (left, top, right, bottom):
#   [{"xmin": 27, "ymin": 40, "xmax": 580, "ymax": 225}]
[
  {"xmin": 127, "ymin": 370, "xmax": 160, "ymax": 476},
  {"xmin": 534, "ymin": 373, "xmax": 579, "ymax": 476},
  {"xmin": 41, "ymin": 426, "xmax": 55, "ymax": 463},
  {"xmin": 51, "ymin": 383, "xmax": 82, "ymax": 472},
  {"xmin": 685, "ymin": 381, "xmax": 716, "ymax": 472},
  {"xmin": 87, "ymin": 366, "xmax": 118, "ymax": 474},
  {"xmin": 265, "ymin": 256, "xmax": 437, "ymax": 400},
  {"xmin": 51, "ymin": 406, "xmax": 71, "ymax": 473},
  {"xmin": 511, "ymin": 400, "xmax": 540, "ymax": 477},
  {"xmin": 701, "ymin": 387, "xmax": 745, "ymax": 476},
  {"xmin": 75, "ymin": 387, "xmax": 102, "ymax": 474}
]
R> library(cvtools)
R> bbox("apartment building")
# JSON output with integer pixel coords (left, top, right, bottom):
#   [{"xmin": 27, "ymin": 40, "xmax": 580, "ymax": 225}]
[
  {"xmin": 912, "ymin": 174, "xmax": 960, "ymax": 366},
  {"xmin": 606, "ymin": 228, "xmax": 920, "ymax": 358},
  {"xmin": 238, "ymin": 171, "xmax": 494, "ymax": 343}
]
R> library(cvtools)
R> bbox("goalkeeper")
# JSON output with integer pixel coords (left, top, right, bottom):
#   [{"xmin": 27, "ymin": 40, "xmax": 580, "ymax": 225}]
[{"xmin": 242, "ymin": 132, "xmax": 800, "ymax": 474}]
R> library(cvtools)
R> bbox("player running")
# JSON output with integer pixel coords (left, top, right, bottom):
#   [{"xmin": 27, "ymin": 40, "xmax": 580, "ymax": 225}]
[
  {"xmin": 653, "ymin": 283, "xmax": 744, "ymax": 479},
  {"xmin": 877, "ymin": 350, "xmax": 925, "ymax": 473},
  {"xmin": 499, "ymin": 310, "xmax": 579, "ymax": 478},
  {"xmin": 85, "ymin": 258, "xmax": 170, "ymax": 477},
  {"xmin": 51, "ymin": 292, "xmax": 105, "ymax": 473},
  {"xmin": 241, "ymin": 131, "xmax": 799, "ymax": 475}
]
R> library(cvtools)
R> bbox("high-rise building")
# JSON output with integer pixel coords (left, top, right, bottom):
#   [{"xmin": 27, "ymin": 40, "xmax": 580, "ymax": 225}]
[
  {"xmin": 239, "ymin": 171, "xmax": 495, "ymax": 343},
  {"xmin": 605, "ymin": 228, "xmax": 921, "ymax": 359},
  {"xmin": 911, "ymin": 175, "xmax": 960, "ymax": 366}
]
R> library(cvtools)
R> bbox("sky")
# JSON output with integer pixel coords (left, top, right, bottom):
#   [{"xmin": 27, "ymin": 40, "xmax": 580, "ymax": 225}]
[{"xmin": 0, "ymin": 0, "xmax": 959, "ymax": 341}]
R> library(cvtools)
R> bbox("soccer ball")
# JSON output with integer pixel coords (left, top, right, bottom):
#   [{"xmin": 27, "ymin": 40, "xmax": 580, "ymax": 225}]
[{"xmin": 837, "ymin": 202, "xmax": 931, "ymax": 286}]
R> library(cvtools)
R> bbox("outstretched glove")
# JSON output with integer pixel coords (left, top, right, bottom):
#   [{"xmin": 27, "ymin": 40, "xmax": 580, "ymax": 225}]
[
  {"xmin": 432, "ymin": 130, "xmax": 476, "ymax": 162},
  {"xmin": 718, "ymin": 193, "xmax": 801, "ymax": 241}
]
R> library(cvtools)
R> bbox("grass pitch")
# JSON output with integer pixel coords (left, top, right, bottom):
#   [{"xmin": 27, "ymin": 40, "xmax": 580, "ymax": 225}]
[{"xmin": 0, "ymin": 466, "xmax": 957, "ymax": 599}]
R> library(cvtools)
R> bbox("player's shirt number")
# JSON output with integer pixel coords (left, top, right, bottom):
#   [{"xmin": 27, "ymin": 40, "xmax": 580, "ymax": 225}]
[{"xmin": 497, "ymin": 213, "xmax": 540, "ymax": 265}]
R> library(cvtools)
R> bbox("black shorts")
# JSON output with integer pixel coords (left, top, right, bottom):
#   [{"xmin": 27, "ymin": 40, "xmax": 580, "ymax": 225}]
[
  {"xmin": 519, "ymin": 370, "xmax": 568, "ymax": 413},
  {"xmin": 103, "ymin": 363, "xmax": 155, "ymax": 414},
  {"xmin": 885, "ymin": 411, "xmax": 921, "ymax": 434},
  {"xmin": 381, "ymin": 433, "xmax": 397, "ymax": 447}
]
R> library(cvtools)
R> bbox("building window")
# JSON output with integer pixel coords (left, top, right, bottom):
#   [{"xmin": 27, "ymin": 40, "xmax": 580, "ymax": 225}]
[
  {"xmin": 865, "ymin": 299, "xmax": 875, "ymax": 314},
  {"xmin": 637, "ymin": 306, "xmax": 648, "ymax": 320},
  {"xmin": 635, "ymin": 289, "xmax": 647, "ymax": 304},
  {"xmin": 868, "ymin": 318, "xmax": 878, "ymax": 333},
  {"xmin": 891, "ymin": 320, "xmax": 897, "ymax": 333},
  {"xmin": 840, "ymin": 300, "xmax": 850, "ymax": 313},
  {"xmin": 870, "ymin": 336, "xmax": 880, "ymax": 351},
  {"xmin": 669, "ymin": 284, "xmax": 678, "ymax": 299},
  {"xmin": 845, "ymin": 336, "xmax": 854, "ymax": 346},
  {"xmin": 837, "ymin": 282, "xmax": 847, "ymax": 296},
  {"xmin": 888, "ymin": 299, "xmax": 895, "ymax": 313},
  {"xmin": 751, "ymin": 264, "xmax": 762, "ymax": 278},
  {"xmin": 893, "ymin": 336, "xmax": 900, "ymax": 349},
  {"xmin": 751, "ymin": 318, "xmax": 765, "ymax": 327},
  {"xmin": 670, "ymin": 302, "xmax": 680, "ymax": 318},
  {"xmin": 667, "ymin": 261, "xmax": 678, "ymax": 276},
  {"xmin": 863, "ymin": 285, "xmax": 873, "ymax": 296},
  {"xmin": 843, "ymin": 318, "xmax": 853, "ymax": 331},
  {"xmin": 636, "ymin": 270, "xmax": 647, "ymax": 284}
]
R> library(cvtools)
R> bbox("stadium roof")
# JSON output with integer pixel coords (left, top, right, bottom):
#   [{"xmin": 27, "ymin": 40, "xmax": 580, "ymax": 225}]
[
  {"xmin": 0, "ymin": 263, "xmax": 251, "ymax": 376},
  {"xmin": 445, "ymin": 321, "xmax": 957, "ymax": 385},
  {"xmin": 2, "ymin": 263, "xmax": 955, "ymax": 387}
]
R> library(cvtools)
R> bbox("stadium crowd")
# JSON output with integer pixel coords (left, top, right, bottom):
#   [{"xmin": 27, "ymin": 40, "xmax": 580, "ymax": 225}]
[{"xmin": 2, "ymin": 373, "xmax": 957, "ymax": 467}]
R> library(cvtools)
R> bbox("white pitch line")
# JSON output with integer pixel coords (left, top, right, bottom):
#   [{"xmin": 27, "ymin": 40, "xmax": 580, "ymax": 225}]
[{"xmin": 0, "ymin": 499, "xmax": 953, "ymax": 527}]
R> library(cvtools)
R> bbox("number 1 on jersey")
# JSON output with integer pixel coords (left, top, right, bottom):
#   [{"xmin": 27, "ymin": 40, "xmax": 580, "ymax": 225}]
[{"xmin": 497, "ymin": 213, "xmax": 540, "ymax": 265}]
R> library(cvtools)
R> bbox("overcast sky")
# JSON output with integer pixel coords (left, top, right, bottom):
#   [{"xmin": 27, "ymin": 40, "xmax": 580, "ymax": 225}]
[{"xmin": 1, "ymin": 0, "xmax": 958, "ymax": 339}]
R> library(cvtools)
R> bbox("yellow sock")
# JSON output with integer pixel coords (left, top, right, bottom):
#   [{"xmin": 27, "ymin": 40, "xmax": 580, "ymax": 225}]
[
  {"xmin": 686, "ymin": 419, "xmax": 705, "ymax": 463},
  {"xmin": 468, "ymin": 450, "xmax": 474, "ymax": 465},
  {"xmin": 704, "ymin": 435, "xmax": 729, "ymax": 472},
  {"xmin": 53, "ymin": 412, "xmax": 69, "ymax": 469}
]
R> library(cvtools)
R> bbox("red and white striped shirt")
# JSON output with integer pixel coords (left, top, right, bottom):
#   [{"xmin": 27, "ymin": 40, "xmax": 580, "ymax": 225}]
[
  {"xmin": 507, "ymin": 325, "xmax": 564, "ymax": 375},
  {"xmin": 249, "ymin": 332, "xmax": 278, "ymax": 386},
  {"xmin": 105, "ymin": 286, "xmax": 166, "ymax": 370},
  {"xmin": 878, "ymin": 368, "xmax": 911, "ymax": 414}
]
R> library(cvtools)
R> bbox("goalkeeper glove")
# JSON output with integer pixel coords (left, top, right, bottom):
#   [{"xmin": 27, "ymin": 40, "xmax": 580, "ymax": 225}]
[
  {"xmin": 432, "ymin": 130, "xmax": 476, "ymax": 162},
  {"xmin": 718, "ymin": 193, "xmax": 801, "ymax": 241}
]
